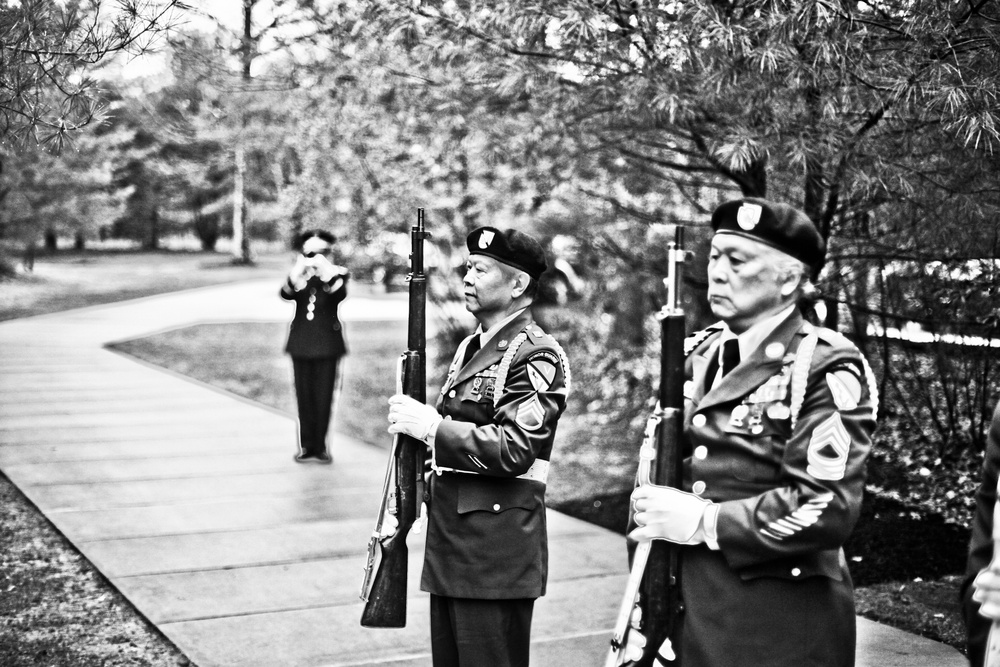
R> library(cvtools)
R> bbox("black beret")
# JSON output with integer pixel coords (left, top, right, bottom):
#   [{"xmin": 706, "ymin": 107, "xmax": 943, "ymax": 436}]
[
  {"xmin": 296, "ymin": 229, "xmax": 337, "ymax": 249},
  {"xmin": 467, "ymin": 226, "xmax": 547, "ymax": 280},
  {"xmin": 711, "ymin": 198, "xmax": 826, "ymax": 272}
]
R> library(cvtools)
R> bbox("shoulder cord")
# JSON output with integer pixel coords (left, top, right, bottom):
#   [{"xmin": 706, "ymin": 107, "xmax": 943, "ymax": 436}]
[
  {"xmin": 492, "ymin": 332, "xmax": 529, "ymax": 408},
  {"xmin": 789, "ymin": 332, "xmax": 818, "ymax": 431},
  {"xmin": 789, "ymin": 329, "xmax": 882, "ymax": 430},
  {"xmin": 491, "ymin": 331, "xmax": 573, "ymax": 407},
  {"xmin": 858, "ymin": 345, "xmax": 880, "ymax": 421}
]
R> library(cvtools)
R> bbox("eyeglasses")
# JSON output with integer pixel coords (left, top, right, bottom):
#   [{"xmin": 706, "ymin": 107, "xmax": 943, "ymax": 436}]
[{"xmin": 303, "ymin": 249, "xmax": 333, "ymax": 258}]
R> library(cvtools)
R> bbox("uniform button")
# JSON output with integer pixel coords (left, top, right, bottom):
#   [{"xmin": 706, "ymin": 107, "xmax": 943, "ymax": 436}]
[
  {"xmin": 492, "ymin": 503, "xmax": 501, "ymax": 511},
  {"xmin": 791, "ymin": 568, "xmax": 801, "ymax": 577},
  {"xmin": 692, "ymin": 481, "xmax": 706, "ymax": 495},
  {"xmin": 448, "ymin": 390, "xmax": 456, "ymax": 398},
  {"xmin": 694, "ymin": 446, "xmax": 708, "ymax": 460},
  {"xmin": 444, "ymin": 415, "xmax": 452, "ymax": 420},
  {"xmin": 692, "ymin": 414, "xmax": 707, "ymax": 427}
]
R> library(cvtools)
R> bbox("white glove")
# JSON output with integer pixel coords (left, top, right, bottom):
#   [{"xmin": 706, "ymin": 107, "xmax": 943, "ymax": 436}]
[
  {"xmin": 287, "ymin": 255, "xmax": 312, "ymax": 290},
  {"xmin": 313, "ymin": 255, "xmax": 346, "ymax": 282},
  {"xmin": 628, "ymin": 484, "xmax": 715, "ymax": 545},
  {"xmin": 974, "ymin": 568, "xmax": 1000, "ymax": 619},
  {"xmin": 387, "ymin": 394, "xmax": 442, "ymax": 443}
]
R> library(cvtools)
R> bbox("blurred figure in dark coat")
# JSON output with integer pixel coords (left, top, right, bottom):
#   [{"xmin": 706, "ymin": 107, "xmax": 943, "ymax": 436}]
[{"xmin": 280, "ymin": 229, "xmax": 349, "ymax": 463}]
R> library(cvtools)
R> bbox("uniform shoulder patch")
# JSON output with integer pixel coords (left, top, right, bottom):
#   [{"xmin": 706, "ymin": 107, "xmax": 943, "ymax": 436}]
[
  {"xmin": 826, "ymin": 367, "xmax": 863, "ymax": 410},
  {"xmin": 525, "ymin": 351, "xmax": 560, "ymax": 391}
]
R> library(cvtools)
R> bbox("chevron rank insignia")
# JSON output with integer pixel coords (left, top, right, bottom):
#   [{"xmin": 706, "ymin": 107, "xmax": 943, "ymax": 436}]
[
  {"xmin": 807, "ymin": 413, "xmax": 851, "ymax": 480},
  {"xmin": 516, "ymin": 395, "xmax": 545, "ymax": 431},
  {"xmin": 761, "ymin": 492, "xmax": 833, "ymax": 541},
  {"xmin": 826, "ymin": 369, "xmax": 862, "ymax": 410}
]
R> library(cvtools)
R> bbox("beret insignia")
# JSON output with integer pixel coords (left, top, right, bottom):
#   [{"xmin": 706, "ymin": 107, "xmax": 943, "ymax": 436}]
[
  {"xmin": 478, "ymin": 229, "xmax": 495, "ymax": 249},
  {"xmin": 737, "ymin": 203, "xmax": 762, "ymax": 230}
]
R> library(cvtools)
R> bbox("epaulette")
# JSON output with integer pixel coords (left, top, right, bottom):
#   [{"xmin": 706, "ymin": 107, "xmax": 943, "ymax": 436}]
[
  {"xmin": 684, "ymin": 324, "xmax": 723, "ymax": 356},
  {"xmin": 814, "ymin": 327, "xmax": 859, "ymax": 350}
]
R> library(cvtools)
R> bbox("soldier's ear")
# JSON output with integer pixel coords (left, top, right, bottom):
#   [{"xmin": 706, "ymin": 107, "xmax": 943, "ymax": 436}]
[
  {"xmin": 778, "ymin": 265, "xmax": 804, "ymax": 297},
  {"xmin": 511, "ymin": 271, "xmax": 531, "ymax": 299}
]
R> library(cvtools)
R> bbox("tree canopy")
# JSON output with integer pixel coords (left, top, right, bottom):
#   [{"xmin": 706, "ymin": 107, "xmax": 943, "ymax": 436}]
[
  {"xmin": 3, "ymin": 0, "xmax": 1000, "ymax": 522},
  {"xmin": 0, "ymin": 0, "xmax": 181, "ymax": 149}
]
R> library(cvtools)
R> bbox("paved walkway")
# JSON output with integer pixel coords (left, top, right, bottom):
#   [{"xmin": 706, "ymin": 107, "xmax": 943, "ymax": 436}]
[{"xmin": 0, "ymin": 279, "xmax": 966, "ymax": 666}]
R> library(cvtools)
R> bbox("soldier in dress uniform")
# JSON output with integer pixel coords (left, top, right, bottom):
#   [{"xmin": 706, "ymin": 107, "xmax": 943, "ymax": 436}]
[
  {"xmin": 387, "ymin": 226, "xmax": 570, "ymax": 667},
  {"xmin": 628, "ymin": 198, "xmax": 878, "ymax": 667},
  {"xmin": 962, "ymin": 401, "xmax": 1000, "ymax": 667},
  {"xmin": 280, "ymin": 229, "xmax": 349, "ymax": 464}
]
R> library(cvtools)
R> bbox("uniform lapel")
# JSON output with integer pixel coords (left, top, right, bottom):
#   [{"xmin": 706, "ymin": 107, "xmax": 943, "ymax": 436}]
[
  {"xmin": 697, "ymin": 310, "xmax": 803, "ymax": 411},
  {"xmin": 691, "ymin": 336, "xmax": 720, "ymax": 402},
  {"xmin": 452, "ymin": 310, "xmax": 532, "ymax": 387}
]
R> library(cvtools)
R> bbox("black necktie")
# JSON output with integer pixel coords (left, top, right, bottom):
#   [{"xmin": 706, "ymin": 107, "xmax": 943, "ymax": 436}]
[
  {"xmin": 721, "ymin": 338, "xmax": 740, "ymax": 377},
  {"xmin": 706, "ymin": 338, "xmax": 740, "ymax": 390},
  {"xmin": 461, "ymin": 335, "xmax": 481, "ymax": 368}
]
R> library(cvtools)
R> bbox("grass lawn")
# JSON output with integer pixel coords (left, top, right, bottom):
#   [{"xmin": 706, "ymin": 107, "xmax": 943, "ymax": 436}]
[
  {"xmin": 109, "ymin": 320, "xmax": 406, "ymax": 453},
  {"xmin": 0, "ymin": 249, "xmax": 970, "ymax": 662}
]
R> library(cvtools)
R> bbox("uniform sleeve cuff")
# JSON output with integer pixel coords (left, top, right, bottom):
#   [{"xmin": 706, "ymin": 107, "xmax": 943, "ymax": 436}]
[
  {"xmin": 703, "ymin": 502, "xmax": 721, "ymax": 550},
  {"xmin": 425, "ymin": 415, "xmax": 442, "ymax": 447}
]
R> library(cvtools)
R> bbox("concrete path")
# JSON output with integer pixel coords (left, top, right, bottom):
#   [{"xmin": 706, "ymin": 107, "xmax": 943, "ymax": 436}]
[{"xmin": 0, "ymin": 279, "xmax": 966, "ymax": 666}]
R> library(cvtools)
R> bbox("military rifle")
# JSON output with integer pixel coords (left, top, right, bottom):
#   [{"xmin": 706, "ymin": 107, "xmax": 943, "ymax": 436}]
[
  {"xmin": 360, "ymin": 208, "xmax": 430, "ymax": 628},
  {"xmin": 607, "ymin": 226, "xmax": 688, "ymax": 666}
]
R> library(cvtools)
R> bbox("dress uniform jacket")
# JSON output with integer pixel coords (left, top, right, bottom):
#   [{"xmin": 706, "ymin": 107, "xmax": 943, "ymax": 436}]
[
  {"xmin": 421, "ymin": 309, "xmax": 570, "ymax": 600},
  {"xmin": 961, "ymin": 401, "xmax": 1000, "ymax": 667},
  {"xmin": 676, "ymin": 308, "xmax": 877, "ymax": 667},
  {"xmin": 280, "ymin": 273, "xmax": 348, "ymax": 359}
]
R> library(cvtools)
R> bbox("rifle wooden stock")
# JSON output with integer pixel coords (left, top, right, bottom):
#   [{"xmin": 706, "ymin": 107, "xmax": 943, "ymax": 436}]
[
  {"xmin": 608, "ymin": 227, "xmax": 687, "ymax": 666},
  {"xmin": 360, "ymin": 510, "xmax": 410, "ymax": 627},
  {"xmin": 360, "ymin": 209, "xmax": 429, "ymax": 628}
]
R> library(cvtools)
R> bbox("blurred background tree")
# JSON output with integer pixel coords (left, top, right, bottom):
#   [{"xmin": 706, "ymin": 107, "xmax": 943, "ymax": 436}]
[{"xmin": 1, "ymin": 0, "xmax": 999, "ymax": 523}]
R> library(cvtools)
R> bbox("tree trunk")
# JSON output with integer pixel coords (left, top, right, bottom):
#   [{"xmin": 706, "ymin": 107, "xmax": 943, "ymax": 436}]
[
  {"xmin": 148, "ymin": 209, "xmax": 160, "ymax": 250},
  {"xmin": 230, "ymin": 0, "xmax": 256, "ymax": 265},
  {"xmin": 232, "ymin": 145, "xmax": 248, "ymax": 262}
]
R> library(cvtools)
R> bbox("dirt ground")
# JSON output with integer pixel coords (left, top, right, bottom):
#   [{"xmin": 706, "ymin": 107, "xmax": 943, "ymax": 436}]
[{"xmin": 0, "ymin": 474, "xmax": 190, "ymax": 666}]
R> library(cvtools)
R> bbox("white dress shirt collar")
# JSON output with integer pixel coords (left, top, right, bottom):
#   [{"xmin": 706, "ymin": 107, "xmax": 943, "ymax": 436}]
[
  {"xmin": 719, "ymin": 304, "xmax": 797, "ymax": 361},
  {"xmin": 475, "ymin": 307, "xmax": 528, "ymax": 347}
]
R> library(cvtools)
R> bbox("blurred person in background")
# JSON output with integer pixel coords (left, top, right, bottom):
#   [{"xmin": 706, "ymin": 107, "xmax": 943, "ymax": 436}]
[{"xmin": 280, "ymin": 229, "xmax": 349, "ymax": 464}]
